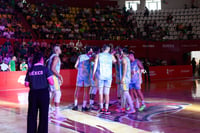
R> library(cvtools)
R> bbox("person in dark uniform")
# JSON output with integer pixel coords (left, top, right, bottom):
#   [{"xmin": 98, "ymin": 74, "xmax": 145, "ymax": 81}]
[{"xmin": 25, "ymin": 52, "xmax": 54, "ymax": 133}]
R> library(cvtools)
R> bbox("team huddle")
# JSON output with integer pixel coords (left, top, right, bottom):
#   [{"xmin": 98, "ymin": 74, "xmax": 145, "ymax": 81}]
[
  {"xmin": 72, "ymin": 44, "xmax": 146, "ymax": 114},
  {"xmin": 24, "ymin": 44, "xmax": 146, "ymax": 133}
]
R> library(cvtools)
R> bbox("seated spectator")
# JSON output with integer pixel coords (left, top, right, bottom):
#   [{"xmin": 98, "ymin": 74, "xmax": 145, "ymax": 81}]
[
  {"xmin": 0, "ymin": 60, "xmax": 9, "ymax": 71},
  {"xmin": 20, "ymin": 59, "xmax": 28, "ymax": 71},
  {"xmin": 3, "ymin": 53, "xmax": 11, "ymax": 64},
  {"xmin": 166, "ymin": 14, "xmax": 173, "ymax": 24},
  {"xmin": 9, "ymin": 56, "xmax": 16, "ymax": 71},
  {"xmin": 144, "ymin": 7, "xmax": 149, "ymax": 17},
  {"xmin": 187, "ymin": 23, "xmax": 192, "ymax": 31}
]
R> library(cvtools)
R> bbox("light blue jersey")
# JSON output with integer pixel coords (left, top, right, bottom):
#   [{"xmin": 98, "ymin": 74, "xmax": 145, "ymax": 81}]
[
  {"xmin": 48, "ymin": 54, "xmax": 61, "ymax": 73},
  {"xmin": 121, "ymin": 56, "xmax": 131, "ymax": 84},
  {"xmin": 48, "ymin": 53, "xmax": 61, "ymax": 91},
  {"xmin": 96, "ymin": 52, "xmax": 113, "ymax": 80},
  {"xmin": 77, "ymin": 54, "xmax": 90, "ymax": 80}
]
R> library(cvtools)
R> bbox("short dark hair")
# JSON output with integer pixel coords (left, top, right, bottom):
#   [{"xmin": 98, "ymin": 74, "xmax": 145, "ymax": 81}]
[
  {"xmin": 32, "ymin": 52, "xmax": 44, "ymax": 65},
  {"xmin": 129, "ymin": 50, "xmax": 135, "ymax": 55},
  {"xmin": 85, "ymin": 46, "xmax": 92, "ymax": 53},
  {"xmin": 122, "ymin": 48, "xmax": 129, "ymax": 54},
  {"xmin": 102, "ymin": 44, "xmax": 110, "ymax": 51}
]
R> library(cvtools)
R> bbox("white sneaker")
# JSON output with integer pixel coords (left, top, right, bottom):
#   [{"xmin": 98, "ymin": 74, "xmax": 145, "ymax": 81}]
[
  {"xmin": 54, "ymin": 111, "xmax": 66, "ymax": 120},
  {"xmin": 126, "ymin": 109, "xmax": 136, "ymax": 114},
  {"xmin": 135, "ymin": 101, "xmax": 140, "ymax": 109}
]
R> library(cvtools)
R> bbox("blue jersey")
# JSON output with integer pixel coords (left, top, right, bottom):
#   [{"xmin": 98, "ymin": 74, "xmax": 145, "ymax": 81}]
[
  {"xmin": 96, "ymin": 52, "xmax": 113, "ymax": 80},
  {"xmin": 130, "ymin": 59, "xmax": 141, "ymax": 83},
  {"xmin": 121, "ymin": 56, "xmax": 131, "ymax": 84},
  {"xmin": 77, "ymin": 54, "xmax": 91, "ymax": 80}
]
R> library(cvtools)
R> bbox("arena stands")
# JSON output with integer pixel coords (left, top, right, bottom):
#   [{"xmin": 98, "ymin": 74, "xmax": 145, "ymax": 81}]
[
  {"xmin": 16, "ymin": 0, "xmax": 200, "ymax": 41},
  {"xmin": 0, "ymin": 0, "xmax": 32, "ymax": 39},
  {"xmin": 0, "ymin": 0, "xmax": 200, "ymax": 71}
]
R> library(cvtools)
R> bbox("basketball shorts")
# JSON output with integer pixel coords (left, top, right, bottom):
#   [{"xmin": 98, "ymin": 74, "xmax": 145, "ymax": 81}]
[
  {"xmin": 129, "ymin": 82, "xmax": 141, "ymax": 90},
  {"xmin": 76, "ymin": 78, "xmax": 90, "ymax": 87},
  {"xmin": 49, "ymin": 75, "xmax": 60, "ymax": 91}
]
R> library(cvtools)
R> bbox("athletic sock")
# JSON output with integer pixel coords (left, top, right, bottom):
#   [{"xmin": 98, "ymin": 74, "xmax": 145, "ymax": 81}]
[
  {"xmin": 105, "ymin": 104, "xmax": 109, "ymax": 110},
  {"xmin": 55, "ymin": 107, "xmax": 60, "ymax": 114},
  {"xmin": 74, "ymin": 99, "xmax": 78, "ymax": 106},
  {"xmin": 100, "ymin": 103, "xmax": 103, "ymax": 109},
  {"xmin": 135, "ymin": 98, "xmax": 140, "ymax": 108},
  {"xmin": 124, "ymin": 91, "xmax": 134, "ymax": 111},
  {"xmin": 82, "ymin": 100, "xmax": 87, "ymax": 108},
  {"xmin": 90, "ymin": 100, "xmax": 94, "ymax": 105},
  {"xmin": 141, "ymin": 100, "xmax": 145, "ymax": 105}
]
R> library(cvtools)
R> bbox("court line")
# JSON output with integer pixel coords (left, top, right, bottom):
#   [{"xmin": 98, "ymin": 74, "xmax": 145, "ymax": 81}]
[{"xmin": 0, "ymin": 88, "xmax": 28, "ymax": 91}]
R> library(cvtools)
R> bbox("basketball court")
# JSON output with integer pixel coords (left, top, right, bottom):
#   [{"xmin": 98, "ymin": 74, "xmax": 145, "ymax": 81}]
[{"xmin": 0, "ymin": 78, "xmax": 200, "ymax": 133}]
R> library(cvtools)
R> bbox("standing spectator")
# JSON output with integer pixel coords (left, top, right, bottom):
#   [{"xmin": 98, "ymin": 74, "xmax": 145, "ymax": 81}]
[
  {"xmin": 166, "ymin": 14, "xmax": 173, "ymax": 24},
  {"xmin": 0, "ymin": 60, "xmax": 9, "ymax": 71},
  {"xmin": 20, "ymin": 59, "xmax": 28, "ymax": 71},
  {"xmin": 144, "ymin": 58, "xmax": 151, "ymax": 83},
  {"xmin": 9, "ymin": 56, "xmax": 16, "ymax": 71},
  {"xmin": 144, "ymin": 7, "xmax": 149, "ymax": 17},
  {"xmin": 3, "ymin": 53, "xmax": 11, "ymax": 64},
  {"xmin": 191, "ymin": 58, "xmax": 196, "ymax": 76}
]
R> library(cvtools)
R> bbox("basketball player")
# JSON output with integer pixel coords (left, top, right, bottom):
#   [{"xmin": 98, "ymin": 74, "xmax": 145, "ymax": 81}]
[
  {"xmin": 72, "ymin": 47, "xmax": 93, "ymax": 111},
  {"xmin": 48, "ymin": 45, "xmax": 63, "ymax": 118},
  {"xmin": 129, "ymin": 51, "xmax": 146, "ymax": 111},
  {"xmin": 89, "ymin": 50, "xmax": 98, "ymax": 110},
  {"xmin": 25, "ymin": 52, "xmax": 53, "ymax": 133},
  {"xmin": 92, "ymin": 44, "xmax": 116, "ymax": 114},
  {"xmin": 114, "ymin": 47, "xmax": 123, "ymax": 105},
  {"xmin": 118, "ymin": 48, "xmax": 135, "ymax": 114}
]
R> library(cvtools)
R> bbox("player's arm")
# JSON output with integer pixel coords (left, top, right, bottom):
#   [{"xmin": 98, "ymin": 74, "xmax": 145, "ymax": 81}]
[
  {"xmin": 74, "ymin": 56, "xmax": 80, "ymax": 69},
  {"xmin": 137, "ymin": 60, "xmax": 144, "ymax": 71},
  {"xmin": 92, "ymin": 54, "xmax": 99, "ymax": 80},
  {"xmin": 121, "ymin": 58, "xmax": 127, "ymax": 83},
  {"xmin": 51, "ymin": 56, "xmax": 63, "ymax": 82},
  {"xmin": 112, "ymin": 54, "xmax": 117, "ymax": 63},
  {"xmin": 8, "ymin": 62, "xmax": 11, "ymax": 71},
  {"xmin": 25, "ymin": 64, "xmax": 28, "ymax": 70},
  {"xmin": 20, "ymin": 64, "xmax": 22, "ymax": 71}
]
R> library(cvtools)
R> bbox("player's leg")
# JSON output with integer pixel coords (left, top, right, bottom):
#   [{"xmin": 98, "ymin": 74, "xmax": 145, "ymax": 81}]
[
  {"xmin": 49, "ymin": 77, "xmax": 56, "ymax": 113},
  {"xmin": 129, "ymin": 83, "xmax": 138, "ymax": 109},
  {"xmin": 133, "ymin": 89, "xmax": 140, "ymax": 109},
  {"xmin": 54, "ymin": 90, "xmax": 63, "ymax": 118},
  {"xmin": 48, "ymin": 90, "xmax": 54, "ymax": 114},
  {"xmin": 82, "ymin": 86, "xmax": 90, "ymax": 111},
  {"xmin": 104, "ymin": 87, "xmax": 111, "ymax": 114},
  {"xmin": 123, "ymin": 84, "xmax": 135, "ymax": 114},
  {"xmin": 117, "ymin": 83, "xmax": 121, "ymax": 104},
  {"xmin": 72, "ymin": 86, "xmax": 81, "ymax": 110},
  {"xmin": 104, "ymin": 80, "xmax": 112, "ymax": 114},
  {"xmin": 82, "ymin": 78, "xmax": 90, "ymax": 111},
  {"xmin": 89, "ymin": 86, "xmax": 97, "ymax": 110},
  {"xmin": 136, "ymin": 83, "xmax": 146, "ymax": 111},
  {"xmin": 73, "ymin": 79, "xmax": 83, "ymax": 110},
  {"xmin": 98, "ymin": 80, "xmax": 104, "ymax": 113}
]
